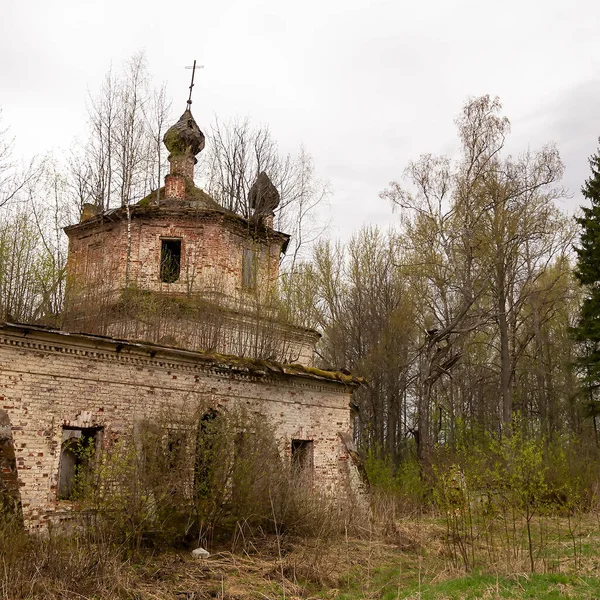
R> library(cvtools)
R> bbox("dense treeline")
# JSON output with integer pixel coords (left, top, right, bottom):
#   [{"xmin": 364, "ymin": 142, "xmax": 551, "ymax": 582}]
[
  {"xmin": 1, "ymin": 57, "xmax": 598, "ymax": 475},
  {"xmin": 283, "ymin": 96, "xmax": 595, "ymax": 468}
]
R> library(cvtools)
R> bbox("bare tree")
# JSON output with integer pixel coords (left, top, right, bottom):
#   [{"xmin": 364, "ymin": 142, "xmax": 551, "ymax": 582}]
[
  {"xmin": 0, "ymin": 110, "xmax": 40, "ymax": 209},
  {"xmin": 202, "ymin": 118, "xmax": 329, "ymax": 268},
  {"xmin": 145, "ymin": 83, "xmax": 171, "ymax": 204},
  {"xmin": 0, "ymin": 156, "xmax": 72, "ymax": 324},
  {"xmin": 29, "ymin": 160, "xmax": 73, "ymax": 321},
  {"xmin": 67, "ymin": 53, "xmax": 172, "ymax": 289},
  {"xmin": 69, "ymin": 52, "xmax": 171, "ymax": 213}
]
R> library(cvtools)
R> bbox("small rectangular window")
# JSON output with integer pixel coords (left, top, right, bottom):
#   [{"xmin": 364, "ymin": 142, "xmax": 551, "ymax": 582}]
[
  {"xmin": 291, "ymin": 439, "xmax": 314, "ymax": 481},
  {"xmin": 242, "ymin": 246, "xmax": 258, "ymax": 290},
  {"xmin": 58, "ymin": 427, "xmax": 102, "ymax": 500},
  {"xmin": 160, "ymin": 239, "xmax": 181, "ymax": 283}
]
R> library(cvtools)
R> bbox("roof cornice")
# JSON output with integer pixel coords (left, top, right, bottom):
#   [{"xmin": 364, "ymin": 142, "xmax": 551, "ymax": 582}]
[{"xmin": 0, "ymin": 321, "xmax": 362, "ymax": 389}]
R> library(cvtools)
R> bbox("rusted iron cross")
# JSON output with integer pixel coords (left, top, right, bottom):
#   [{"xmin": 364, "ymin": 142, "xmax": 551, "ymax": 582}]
[{"xmin": 185, "ymin": 60, "xmax": 204, "ymax": 108}]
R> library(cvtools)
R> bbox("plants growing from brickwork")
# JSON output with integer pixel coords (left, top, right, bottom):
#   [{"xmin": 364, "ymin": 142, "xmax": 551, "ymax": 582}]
[
  {"xmin": 70, "ymin": 403, "xmax": 352, "ymax": 552},
  {"xmin": 67, "ymin": 272, "xmax": 313, "ymax": 363}
]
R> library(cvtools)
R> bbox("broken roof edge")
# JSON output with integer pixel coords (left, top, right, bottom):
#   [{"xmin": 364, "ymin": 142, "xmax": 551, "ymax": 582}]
[
  {"xmin": 63, "ymin": 194, "xmax": 291, "ymax": 248},
  {"xmin": 0, "ymin": 321, "xmax": 363, "ymax": 389}
]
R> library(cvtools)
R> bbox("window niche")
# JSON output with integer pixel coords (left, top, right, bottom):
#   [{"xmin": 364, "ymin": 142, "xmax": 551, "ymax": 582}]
[
  {"xmin": 241, "ymin": 246, "xmax": 258, "ymax": 290},
  {"xmin": 194, "ymin": 410, "xmax": 219, "ymax": 499},
  {"xmin": 291, "ymin": 439, "xmax": 314, "ymax": 481},
  {"xmin": 0, "ymin": 410, "xmax": 21, "ymax": 519},
  {"xmin": 58, "ymin": 427, "xmax": 102, "ymax": 501},
  {"xmin": 160, "ymin": 238, "xmax": 182, "ymax": 283}
]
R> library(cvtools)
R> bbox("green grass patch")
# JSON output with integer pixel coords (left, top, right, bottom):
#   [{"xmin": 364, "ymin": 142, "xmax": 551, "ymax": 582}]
[{"xmin": 337, "ymin": 571, "xmax": 600, "ymax": 599}]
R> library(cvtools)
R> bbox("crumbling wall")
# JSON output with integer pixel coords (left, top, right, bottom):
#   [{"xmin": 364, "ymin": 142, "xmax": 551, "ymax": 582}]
[
  {"xmin": 0, "ymin": 325, "xmax": 356, "ymax": 529},
  {"xmin": 66, "ymin": 214, "xmax": 282, "ymax": 308},
  {"xmin": 63, "ymin": 213, "xmax": 309, "ymax": 364},
  {"xmin": 104, "ymin": 309, "xmax": 318, "ymax": 366},
  {"xmin": 64, "ymin": 221, "xmax": 127, "ymax": 313}
]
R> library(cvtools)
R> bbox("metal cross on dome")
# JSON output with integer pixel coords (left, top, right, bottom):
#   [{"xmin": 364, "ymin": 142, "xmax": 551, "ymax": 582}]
[{"xmin": 185, "ymin": 60, "xmax": 204, "ymax": 109}]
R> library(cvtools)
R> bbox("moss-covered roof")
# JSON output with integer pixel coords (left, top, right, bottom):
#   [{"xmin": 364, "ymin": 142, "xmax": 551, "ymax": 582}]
[
  {"xmin": 137, "ymin": 183, "xmax": 222, "ymax": 211},
  {"xmin": 163, "ymin": 109, "xmax": 205, "ymax": 156},
  {"xmin": 0, "ymin": 322, "xmax": 364, "ymax": 389},
  {"xmin": 64, "ymin": 184, "xmax": 290, "ymax": 248}
]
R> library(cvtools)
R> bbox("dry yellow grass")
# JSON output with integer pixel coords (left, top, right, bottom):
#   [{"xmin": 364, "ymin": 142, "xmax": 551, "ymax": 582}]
[{"xmin": 3, "ymin": 513, "xmax": 600, "ymax": 599}]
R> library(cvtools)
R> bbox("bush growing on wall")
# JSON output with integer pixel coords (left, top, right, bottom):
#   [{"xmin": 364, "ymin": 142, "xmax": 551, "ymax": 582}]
[{"xmin": 72, "ymin": 403, "xmax": 351, "ymax": 551}]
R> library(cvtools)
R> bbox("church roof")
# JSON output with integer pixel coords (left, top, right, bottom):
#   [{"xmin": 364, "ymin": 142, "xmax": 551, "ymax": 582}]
[
  {"xmin": 64, "ymin": 106, "xmax": 290, "ymax": 254},
  {"xmin": 0, "ymin": 321, "xmax": 363, "ymax": 388},
  {"xmin": 163, "ymin": 109, "xmax": 205, "ymax": 157},
  {"xmin": 63, "ymin": 184, "xmax": 291, "ymax": 250}
]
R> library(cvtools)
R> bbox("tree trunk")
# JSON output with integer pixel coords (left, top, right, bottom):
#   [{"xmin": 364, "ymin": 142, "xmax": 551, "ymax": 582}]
[
  {"xmin": 417, "ymin": 377, "xmax": 432, "ymax": 466},
  {"xmin": 532, "ymin": 304, "xmax": 549, "ymax": 439},
  {"xmin": 498, "ymin": 286, "xmax": 512, "ymax": 426}
]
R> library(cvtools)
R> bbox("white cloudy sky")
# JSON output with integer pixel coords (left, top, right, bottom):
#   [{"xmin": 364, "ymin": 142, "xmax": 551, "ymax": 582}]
[{"xmin": 1, "ymin": 0, "xmax": 599, "ymax": 239}]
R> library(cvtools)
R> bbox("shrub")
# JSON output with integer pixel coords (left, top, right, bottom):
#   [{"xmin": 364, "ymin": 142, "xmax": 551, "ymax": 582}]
[{"xmin": 72, "ymin": 404, "xmax": 352, "ymax": 552}]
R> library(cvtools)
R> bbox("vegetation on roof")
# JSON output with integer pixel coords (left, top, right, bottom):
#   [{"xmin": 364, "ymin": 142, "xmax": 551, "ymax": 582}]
[
  {"xmin": 136, "ymin": 183, "xmax": 219, "ymax": 210},
  {"xmin": 112, "ymin": 288, "xmax": 358, "ymax": 385}
]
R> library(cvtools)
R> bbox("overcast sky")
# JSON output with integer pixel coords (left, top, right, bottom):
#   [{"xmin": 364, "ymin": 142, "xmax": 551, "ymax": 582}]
[{"xmin": 1, "ymin": 0, "xmax": 599, "ymax": 240}]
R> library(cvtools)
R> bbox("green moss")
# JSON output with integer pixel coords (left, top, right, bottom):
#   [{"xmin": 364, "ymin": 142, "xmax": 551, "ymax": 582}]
[
  {"xmin": 288, "ymin": 364, "xmax": 364, "ymax": 385},
  {"xmin": 137, "ymin": 187, "xmax": 165, "ymax": 207},
  {"xmin": 163, "ymin": 128, "xmax": 187, "ymax": 156},
  {"xmin": 136, "ymin": 183, "xmax": 220, "ymax": 210},
  {"xmin": 184, "ymin": 180, "xmax": 221, "ymax": 208}
]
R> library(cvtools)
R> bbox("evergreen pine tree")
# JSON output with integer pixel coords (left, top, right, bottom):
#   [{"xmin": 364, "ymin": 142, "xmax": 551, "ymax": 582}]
[{"xmin": 573, "ymin": 139, "xmax": 600, "ymax": 430}]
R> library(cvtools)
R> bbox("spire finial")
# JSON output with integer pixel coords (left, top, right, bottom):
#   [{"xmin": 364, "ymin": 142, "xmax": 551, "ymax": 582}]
[{"xmin": 185, "ymin": 60, "xmax": 204, "ymax": 110}]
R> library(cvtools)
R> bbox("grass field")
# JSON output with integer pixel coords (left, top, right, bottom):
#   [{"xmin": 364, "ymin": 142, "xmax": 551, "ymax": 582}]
[{"xmin": 3, "ymin": 514, "xmax": 600, "ymax": 599}]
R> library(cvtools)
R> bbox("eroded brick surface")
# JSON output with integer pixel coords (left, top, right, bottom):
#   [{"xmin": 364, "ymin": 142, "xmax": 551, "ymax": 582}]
[
  {"xmin": 0, "ymin": 325, "xmax": 358, "ymax": 529},
  {"xmin": 63, "ymin": 210, "xmax": 316, "ymax": 364}
]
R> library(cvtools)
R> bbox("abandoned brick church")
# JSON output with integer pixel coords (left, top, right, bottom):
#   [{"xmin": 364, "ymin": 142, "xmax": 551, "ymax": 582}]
[{"xmin": 0, "ymin": 106, "xmax": 363, "ymax": 529}]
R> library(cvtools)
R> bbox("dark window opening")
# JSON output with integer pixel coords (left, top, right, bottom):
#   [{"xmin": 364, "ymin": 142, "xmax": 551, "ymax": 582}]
[
  {"xmin": 0, "ymin": 410, "xmax": 22, "ymax": 520},
  {"xmin": 160, "ymin": 239, "xmax": 182, "ymax": 283},
  {"xmin": 242, "ymin": 246, "xmax": 258, "ymax": 290},
  {"xmin": 291, "ymin": 439, "xmax": 314, "ymax": 481},
  {"xmin": 167, "ymin": 430, "xmax": 185, "ymax": 469},
  {"xmin": 194, "ymin": 410, "xmax": 218, "ymax": 499},
  {"xmin": 58, "ymin": 427, "xmax": 102, "ymax": 500}
]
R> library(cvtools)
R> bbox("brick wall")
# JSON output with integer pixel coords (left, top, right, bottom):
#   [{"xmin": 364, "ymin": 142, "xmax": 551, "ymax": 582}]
[
  {"xmin": 0, "ymin": 324, "xmax": 359, "ymax": 529},
  {"xmin": 64, "ymin": 210, "xmax": 317, "ymax": 365},
  {"xmin": 67, "ymin": 212, "xmax": 282, "ymax": 304}
]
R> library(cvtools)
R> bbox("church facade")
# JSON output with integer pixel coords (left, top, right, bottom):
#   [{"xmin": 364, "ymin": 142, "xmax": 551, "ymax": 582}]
[{"xmin": 0, "ymin": 107, "xmax": 363, "ymax": 529}]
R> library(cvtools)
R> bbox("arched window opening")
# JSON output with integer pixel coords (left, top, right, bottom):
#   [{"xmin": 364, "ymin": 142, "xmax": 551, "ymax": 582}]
[{"xmin": 194, "ymin": 410, "xmax": 218, "ymax": 499}]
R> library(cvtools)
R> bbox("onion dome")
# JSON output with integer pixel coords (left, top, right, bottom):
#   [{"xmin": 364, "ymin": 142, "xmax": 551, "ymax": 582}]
[
  {"xmin": 249, "ymin": 171, "xmax": 280, "ymax": 216},
  {"xmin": 163, "ymin": 109, "xmax": 205, "ymax": 157}
]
